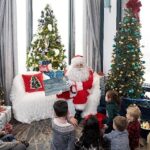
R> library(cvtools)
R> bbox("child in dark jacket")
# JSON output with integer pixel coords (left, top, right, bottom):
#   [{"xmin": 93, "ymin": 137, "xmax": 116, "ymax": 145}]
[
  {"xmin": 126, "ymin": 104, "xmax": 141, "ymax": 150},
  {"xmin": 75, "ymin": 115, "xmax": 110, "ymax": 150},
  {"xmin": 103, "ymin": 90, "xmax": 120, "ymax": 133}
]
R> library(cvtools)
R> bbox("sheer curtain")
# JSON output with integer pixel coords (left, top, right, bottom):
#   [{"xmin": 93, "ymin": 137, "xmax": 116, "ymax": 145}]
[
  {"xmin": 0, "ymin": 0, "xmax": 18, "ymax": 104},
  {"xmin": 83, "ymin": 0, "xmax": 104, "ymax": 72}
]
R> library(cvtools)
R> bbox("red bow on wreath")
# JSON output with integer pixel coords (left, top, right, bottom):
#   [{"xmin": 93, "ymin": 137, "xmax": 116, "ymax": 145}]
[{"xmin": 126, "ymin": 0, "xmax": 142, "ymax": 19}]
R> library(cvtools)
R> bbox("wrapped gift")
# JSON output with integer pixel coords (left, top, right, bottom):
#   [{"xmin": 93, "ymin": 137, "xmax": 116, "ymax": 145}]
[
  {"xmin": 44, "ymin": 70, "xmax": 64, "ymax": 79},
  {"xmin": 0, "ymin": 106, "xmax": 11, "ymax": 130},
  {"xmin": 39, "ymin": 60, "xmax": 52, "ymax": 72},
  {"xmin": 43, "ymin": 70, "xmax": 69, "ymax": 96}
]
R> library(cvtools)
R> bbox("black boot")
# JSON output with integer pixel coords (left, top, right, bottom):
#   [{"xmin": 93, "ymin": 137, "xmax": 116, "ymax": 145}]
[{"xmin": 75, "ymin": 110, "xmax": 82, "ymax": 124}]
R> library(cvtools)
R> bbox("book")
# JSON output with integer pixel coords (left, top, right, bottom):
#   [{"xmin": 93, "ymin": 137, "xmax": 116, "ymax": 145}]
[{"xmin": 43, "ymin": 77, "xmax": 70, "ymax": 96}]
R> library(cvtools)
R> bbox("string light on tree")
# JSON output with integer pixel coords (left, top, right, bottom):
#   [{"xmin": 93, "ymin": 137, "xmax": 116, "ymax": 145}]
[
  {"xmin": 106, "ymin": 0, "xmax": 145, "ymax": 98},
  {"xmin": 26, "ymin": 4, "xmax": 66, "ymax": 71}
]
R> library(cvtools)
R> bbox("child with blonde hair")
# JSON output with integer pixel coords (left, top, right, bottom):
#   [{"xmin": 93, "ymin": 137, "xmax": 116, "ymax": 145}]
[{"xmin": 126, "ymin": 104, "xmax": 141, "ymax": 150}]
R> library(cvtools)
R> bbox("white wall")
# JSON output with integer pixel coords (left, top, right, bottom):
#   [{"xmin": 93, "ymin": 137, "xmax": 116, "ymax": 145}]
[{"xmin": 103, "ymin": 0, "xmax": 117, "ymax": 74}]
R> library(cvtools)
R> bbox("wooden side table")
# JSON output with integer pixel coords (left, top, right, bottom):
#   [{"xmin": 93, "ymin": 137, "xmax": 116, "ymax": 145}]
[{"xmin": 0, "ymin": 106, "xmax": 11, "ymax": 130}]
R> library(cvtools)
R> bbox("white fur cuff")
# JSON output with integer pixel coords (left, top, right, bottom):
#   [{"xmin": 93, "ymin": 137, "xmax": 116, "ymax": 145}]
[{"xmin": 76, "ymin": 82, "xmax": 83, "ymax": 91}]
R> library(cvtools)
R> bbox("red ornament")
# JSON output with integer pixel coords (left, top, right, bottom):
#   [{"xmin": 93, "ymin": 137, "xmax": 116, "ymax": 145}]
[{"xmin": 126, "ymin": 0, "xmax": 142, "ymax": 19}]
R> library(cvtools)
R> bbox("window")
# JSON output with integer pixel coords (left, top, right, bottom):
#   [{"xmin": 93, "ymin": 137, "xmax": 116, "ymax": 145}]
[
  {"xmin": 75, "ymin": 0, "xmax": 83, "ymax": 55},
  {"xmin": 17, "ymin": 0, "xmax": 69, "ymax": 73},
  {"xmin": 16, "ymin": 0, "xmax": 26, "ymax": 73},
  {"xmin": 140, "ymin": 1, "xmax": 150, "ymax": 83},
  {"xmin": 33, "ymin": 0, "xmax": 69, "ymax": 55}
]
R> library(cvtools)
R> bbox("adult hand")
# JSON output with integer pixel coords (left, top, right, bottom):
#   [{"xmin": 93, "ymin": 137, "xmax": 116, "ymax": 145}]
[
  {"xmin": 0, "ymin": 130, "xmax": 6, "ymax": 136},
  {"xmin": 104, "ymin": 124, "xmax": 108, "ymax": 129}
]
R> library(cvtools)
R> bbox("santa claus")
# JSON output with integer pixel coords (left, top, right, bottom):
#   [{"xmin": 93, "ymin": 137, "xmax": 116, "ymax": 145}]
[{"xmin": 57, "ymin": 55, "xmax": 101, "ymax": 122}]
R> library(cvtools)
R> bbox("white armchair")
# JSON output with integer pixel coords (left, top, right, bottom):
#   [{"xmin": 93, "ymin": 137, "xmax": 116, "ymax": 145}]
[
  {"xmin": 10, "ymin": 72, "xmax": 101, "ymax": 123},
  {"xmin": 10, "ymin": 72, "xmax": 57, "ymax": 123}
]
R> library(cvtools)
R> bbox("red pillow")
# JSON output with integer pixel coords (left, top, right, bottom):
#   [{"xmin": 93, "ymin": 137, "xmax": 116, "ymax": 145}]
[{"xmin": 22, "ymin": 73, "xmax": 44, "ymax": 92}]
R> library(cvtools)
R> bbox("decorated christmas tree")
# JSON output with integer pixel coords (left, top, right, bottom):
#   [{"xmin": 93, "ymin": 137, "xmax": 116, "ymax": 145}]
[
  {"xmin": 30, "ymin": 76, "xmax": 41, "ymax": 89},
  {"xmin": 27, "ymin": 4, "xmax": 66, "ymax": 71},
  {"xmin": 106, "ymin": 0, "xmax": 145, "ymax": 98}
]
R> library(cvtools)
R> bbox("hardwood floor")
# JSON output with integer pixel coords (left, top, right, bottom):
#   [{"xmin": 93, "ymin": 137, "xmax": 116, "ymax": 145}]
[
  {"xmin": 12, "ymin": 119, "xmax": 148, "ymax": 150},
  {"xmin": 12, "ymin": 119, "xmax": 52, "ymax": 150}
]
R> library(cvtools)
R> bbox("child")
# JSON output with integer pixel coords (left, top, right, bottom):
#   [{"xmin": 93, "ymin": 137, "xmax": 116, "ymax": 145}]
[
  {"xmin": 0, "ymin": 130, "xmax": 29, "ymax": 149},
  {"xmin": 126, "ymin": 104, "xmax": 141, "ymax": 150},
  {"xmin": 103, "ymin": 90, "xmax": 120, "ymax": 133},
  {"xmin": 51, "ymin": 100, "xmax": 76, "ymax": 150},
  {"xmin": 0, "ymin": 130, "xmax": 15, "ymax": 142},
  {"xmin": 75, "ymin": 115, "xmax": 109, "ymax": 150},
  {"xmin": 0, "ymin": 140, "xmax": 27, "ymax": 150},
  {"xmin": 104, "ymin": 116, "xmax": 130, "ymax": 150}
]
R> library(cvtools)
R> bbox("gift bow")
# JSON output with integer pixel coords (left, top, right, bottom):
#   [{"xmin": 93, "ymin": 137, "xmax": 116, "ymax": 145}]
[{"xmin": 126, "ymin": 0, "xmax": 142, "ymax": 19}]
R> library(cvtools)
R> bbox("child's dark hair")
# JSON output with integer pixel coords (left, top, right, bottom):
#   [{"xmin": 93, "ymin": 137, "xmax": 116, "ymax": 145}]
[
  {"xmin": 53, "ymin": 100, "xmax": 68, "ymax": 117},
  {"xmin": 113, "ymin": 116, "xmax": 127, "ymax": 131},
  {"xmin": 80, "ymin": 115, "xmax": 102, "ymax": 149},
  {"xmin": 106, "ymin": 90, "xmax": 120, "ymax": 105}
]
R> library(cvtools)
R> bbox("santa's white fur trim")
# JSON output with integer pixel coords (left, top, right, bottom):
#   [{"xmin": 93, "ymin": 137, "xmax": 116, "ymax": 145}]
[
  {"xmin": 57, "ymin": 72, "xmax": 101, "ymax": 117},
  {"xmin": 71, "ymin": 56, "xmax": 85, "ymax": 66},
  {"xmin": 82, "ymin": 73, "xmax": 101, "ymax": 117},
  {"xmin": 74, "ymin": 104, "xmax": 86, "ymax": 110}
]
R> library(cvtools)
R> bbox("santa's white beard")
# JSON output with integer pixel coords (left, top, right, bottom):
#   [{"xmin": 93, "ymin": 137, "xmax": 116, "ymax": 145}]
[{"xmin": 66, "ymin": 66, "xmax": 90, "ymax": 82}]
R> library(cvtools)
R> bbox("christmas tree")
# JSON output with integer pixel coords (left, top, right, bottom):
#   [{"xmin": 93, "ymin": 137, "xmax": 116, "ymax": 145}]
[
  {"xmin": 30, "ymin": 76, "xmax": 41, "ymax": 89},
  {"xmin": 26, "ymin": 4, "xmax": 66, "ymax": 71},
  {"xmin": 106, "ymin": 0, "xmax": 145, "ymax": 98}
]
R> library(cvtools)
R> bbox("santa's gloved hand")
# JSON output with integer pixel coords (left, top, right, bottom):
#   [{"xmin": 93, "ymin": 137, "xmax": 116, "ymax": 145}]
[
  {"xmin": 57, "ymin": 90, "xmax": 63, "ymax": 95},
  {"xmin": 66, "ymin": 80, "xmax": 75, "ymax": 87}
]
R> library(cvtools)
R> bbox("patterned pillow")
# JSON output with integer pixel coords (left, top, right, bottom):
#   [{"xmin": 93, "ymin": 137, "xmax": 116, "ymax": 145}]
[{"xmin": 22, "ymin": 73, "xmax": 44, "ymax": 92}]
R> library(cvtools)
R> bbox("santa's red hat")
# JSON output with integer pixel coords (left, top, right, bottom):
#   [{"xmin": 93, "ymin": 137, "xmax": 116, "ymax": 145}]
[{"xmin": 71, "ymin": 55, "xmax": 85, "ymax": 66}]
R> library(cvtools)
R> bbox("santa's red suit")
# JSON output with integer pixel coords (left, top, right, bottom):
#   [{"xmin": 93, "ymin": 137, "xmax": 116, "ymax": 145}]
[
  {"xmin": 57, "ymin": 55, "xmax": 101, "ymax": 117},
  {"xmin": 57, "ymin": 70, "xmax": 93, "ymax": 110}
]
